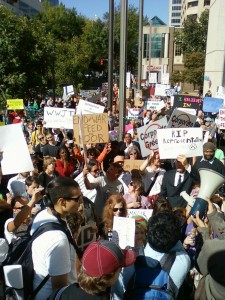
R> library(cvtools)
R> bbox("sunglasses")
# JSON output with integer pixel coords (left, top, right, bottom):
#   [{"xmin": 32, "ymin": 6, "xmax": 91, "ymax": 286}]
[
  {"xmin": 64, "ymin": 194, "xmax": 82, "ymax": 203},
  {"xmin": 39, "ymin": 137, "xmax": 45, "ymax": 140},
  {"xmin": 113, "ymin": 207, "xmax": 125, "ymax": 212},
  {"xmin": 91, "ymin": 169, "xmax": 99, "ymax": 173},
  {"xmin": 129, "ymin": 182, "xmax": 134, "ymax": 186},
  {"xmin": 130, "ymin": 152, "xmax": 137, "ymax": 155}
]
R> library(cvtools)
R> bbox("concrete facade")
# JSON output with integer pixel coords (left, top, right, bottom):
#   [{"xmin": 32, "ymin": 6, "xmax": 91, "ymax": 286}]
[
  {"xmin": 181, "ymin": 0, "xmax": 210, "ymax": 24},
  {"xmin": 168, "ymin": 0, "xmax": 182, "ymax": 27},
  {"xmin": 203, "ymin": 0, "xmax": 225, "ymax": 96}
]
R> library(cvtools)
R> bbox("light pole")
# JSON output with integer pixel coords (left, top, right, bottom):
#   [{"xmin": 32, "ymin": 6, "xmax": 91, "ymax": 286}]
[
  {"xmin": 108, "ymin": 0, "xmax": 114, "ymax": 109},
  {"xmin": 137, "ymin": 0, "xmax": 143, "ymax": 90},
  {"xmin": 119, "ymin": 0, "xmax": 128, "ymax": 141}
]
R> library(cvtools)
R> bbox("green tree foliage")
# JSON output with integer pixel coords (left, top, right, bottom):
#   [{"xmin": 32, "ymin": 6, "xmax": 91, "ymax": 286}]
[{"xmin": 173, "ymin": 10, "xmax": 209, "ymax": 87}]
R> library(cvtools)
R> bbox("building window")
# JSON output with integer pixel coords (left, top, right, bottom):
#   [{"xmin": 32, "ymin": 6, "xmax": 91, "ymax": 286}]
[
  {"xmin": 172, "ymin": 12, "xmax": 181, "ymax": 17},
  {"xmin": 143, "ymin": 33, "xmax": 165, "ymax": 59},
  {"xmin": 188, "ymin": 1, "xmax": 198, "ymax": 8},
  {"xmin": 172, "ymin": 6, "xmax": 181, "ymax": 10},
  {"xmin": 171, "ymin": 19, "xmax": 181, "ymax": 24},
  {"xmin": 175, "ymin": 43, "xmax": 182, "ymax": 56},
  {"xmin": 172, "ymin": 0, "xmax": 181, "ymax": 4},
  {"xmin": 204, "ymin": 0, "xmax": 210, "ymax": 5}
]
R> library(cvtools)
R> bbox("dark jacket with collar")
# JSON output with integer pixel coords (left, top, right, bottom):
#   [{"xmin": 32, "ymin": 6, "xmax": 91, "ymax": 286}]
[{"xmin": 160, "ymin": 167, "xmax": 199, "ymax": 208}]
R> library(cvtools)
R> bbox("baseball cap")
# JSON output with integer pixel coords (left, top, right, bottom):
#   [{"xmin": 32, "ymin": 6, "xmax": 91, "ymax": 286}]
[
  {"xmin": 82, "ymin": 240, "xmax": 136, "ymax": 277},
  {"xmin": 205, "ymin": 117, "xmax": 212, "ymax": 122}
]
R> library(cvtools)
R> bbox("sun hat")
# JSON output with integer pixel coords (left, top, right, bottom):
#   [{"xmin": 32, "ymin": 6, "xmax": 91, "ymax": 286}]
[{"xmin": 82, "ymin": 240, "xmax": 136, "ymax": 277}]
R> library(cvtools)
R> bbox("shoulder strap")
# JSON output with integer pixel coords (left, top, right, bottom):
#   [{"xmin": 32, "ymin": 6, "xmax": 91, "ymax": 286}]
[
  {"xmin": 160, "ymin": 252, "xmax": 176, "ymax": 273},
  {"xmin": 145, "ymin": 172, "xmax": 159, "ymax": 196}
]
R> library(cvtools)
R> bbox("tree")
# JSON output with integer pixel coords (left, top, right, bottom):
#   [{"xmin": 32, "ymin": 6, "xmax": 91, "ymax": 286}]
[{"xmin": 172, "ymin": 10, "xmax": 209, "ymax": 89}]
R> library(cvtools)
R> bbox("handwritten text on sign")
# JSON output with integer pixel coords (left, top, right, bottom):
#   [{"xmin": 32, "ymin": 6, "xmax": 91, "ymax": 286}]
[
  {"xmin": 219, "ymin": 109, "xmax": 225, "ymax": 129},
  {"xmin": 44, "ymin": 107, "xmax": 75, "ymax": 129},
  {"xmin": 74, "ymin": 113, "xmax": 109, "ymax": 144},
  {"xmin": 7, "ymin": 99, "xmax": 24, "ymax": 110},
  {"xmin": 173, "ymin": 95, "xmax": 203, "ymax": 110},
  {"xmin": 137, "ymin": 117, "xmax": 167, "ymax": 158},
  {"xmin": 157, "ymin": 127, "xmax": 203, "ymax": 159},
  {"xmin": 167, "ymin": 108, "xmax": 197, "ymax": 128}
]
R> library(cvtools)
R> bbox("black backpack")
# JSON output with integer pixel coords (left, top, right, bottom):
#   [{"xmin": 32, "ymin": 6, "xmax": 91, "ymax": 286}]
[{"xmin": 1, "ymin": 221, "xmax": 80, "ymax": 300}]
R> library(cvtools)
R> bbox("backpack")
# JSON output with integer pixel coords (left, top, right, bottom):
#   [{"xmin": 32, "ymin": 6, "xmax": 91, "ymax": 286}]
[
  {"xmin": 1, "ymin": 221, "xmax": 80, "ymax": 300},
  {"xmin": 124, "ymin": 252, "xmax": 176, "ymax": 300}
]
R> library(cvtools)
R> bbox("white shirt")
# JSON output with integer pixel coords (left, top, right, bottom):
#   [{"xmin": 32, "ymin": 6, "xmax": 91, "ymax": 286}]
[
  {"xmin": 31, "ymin": 209, "xmax": 76, "ymax": 300},
  {"xmin": 142, "ymin": 167, "xmax": 166, "ymax": 196}
]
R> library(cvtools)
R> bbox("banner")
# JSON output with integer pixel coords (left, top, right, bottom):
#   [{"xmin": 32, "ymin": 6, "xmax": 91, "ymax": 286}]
[
  {"xmin": 127, "ymin": 209, "xmax": 153, "ymax": 220},
  {"xmin": 219, "ymin": 109, "xmax": 225, "ymax": 129},
  {"xmin": 44, "ymin": 107, "xmax": 75, "ymax": 129},
  {"xmin": 74, "ymin": 113, "xmax": 109, "ymax": 144},
  {"xmin": 161, "ymin": 73, "xmax": 169, "ymax": 85},
  {"xmin": 157, "ymin": 127, "xmax": 203, "ymax": 159},
  {"xmin": 173, "ymin": 95, "xmax": 203, "ymax": 110},
  {"xmin": 154, "ymin": 84, "xmax": 170, "ymax": 96},
  {"xmin": 127, "ymin": 108, "xmax": 142, "ymax": 119},
  {"xmin": 167, "ymin": 109, "xmax": 197, "ymax": 128},
  {"xmin": 76, "ymin": 99, "xmax": 104, "ymax": 115},
  {"xmin": 112, "ymin": 216, "xmax": 135, "ymax": 249},
  {"xmin": 137, "ymin": 117, "xmax": 168, "ymax": 158},
  {"xmin": 123, "ymin": 160, "xmax": 144, "ymax": 173},
  {"xmin": 0, "ymin": 124, "xmax": 34, "ymax": 175},
  {"xmin": 7, "ymin": 99, "xmax": 24, "ymax": 110},
  {"xmin": 203, "ymin": 97, "xmax": 224, "ymax": 113}
]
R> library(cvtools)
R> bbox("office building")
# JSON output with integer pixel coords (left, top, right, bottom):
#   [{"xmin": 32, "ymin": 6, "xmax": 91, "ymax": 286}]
[
  {"xmin": 168, "ymin": 0, "xmax": 182, "ymax": 27},
  {"xmin": 203, "ymin": 0, "xmax": 225, "ymax": 96},
  {"xmin": 39, "ymin": 0, "xmax": 59, "ymax": 6},
  {"xmin": 0, "ymin": 0, "xmax": 42, "ymax": 17},
  {"xmin": 181, "ymin": 0, "xmax": 211, "ymax": 24}
]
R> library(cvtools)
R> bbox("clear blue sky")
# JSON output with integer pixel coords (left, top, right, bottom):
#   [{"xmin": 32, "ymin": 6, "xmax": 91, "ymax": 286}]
[{"xmin": 60, "ymin": 0, "xmax": 169, "ymax": 24}]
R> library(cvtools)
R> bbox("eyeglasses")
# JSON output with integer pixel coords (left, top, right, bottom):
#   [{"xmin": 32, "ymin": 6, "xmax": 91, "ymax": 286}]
[
  {"xmin": 64, "ymin": 194, "xmax": 82, "ymax": 203},
  {"xmin": 113, "ymin": 207, "xmax": 125, "ymax": 212},
  {"xmin": 91, "ymin": 169, "xmax": 99, "ymax": 173}
]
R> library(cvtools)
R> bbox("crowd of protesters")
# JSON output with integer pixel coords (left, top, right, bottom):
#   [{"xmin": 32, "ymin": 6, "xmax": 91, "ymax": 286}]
[{"xmin": 0, "ymin": 87, "xmax": 225, "ymax": 300}]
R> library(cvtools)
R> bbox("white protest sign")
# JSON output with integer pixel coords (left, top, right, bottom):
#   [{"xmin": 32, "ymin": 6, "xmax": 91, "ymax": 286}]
[
  {"xmin": 175, "ymin": 107, "xmax": 197, "ymax": 115},
  {"xmin": 63, "ymin": 85, "xmax": 74, "ymax": 100},
  {"xmin": 76, "ymin": 99, "xmax": 104, "ymax": 115},
  {"xmin": 157, "ymin": 128, "xmax": 203, "ymax": 159},
  {"xmin": 112, "ymin": 216, "xmax": 135, "ymax": 249},
  {"xmin": 127, "ymin": 108, "xmax": 142, "ymax": 119},
  {"xmin": 74, "ymin": 172, "xmax": 96, "ymax": 203},
  {"xmin": 219, "ymin": 109, "xmax": 225, "ymax": 129},
  {"xmin": 149, "ymin": 73, "xmax": 157, "ymax": 84},
  {"xmin": 44, "ymin": 107, "xmax": 75, "ymax": 129},
  {"xmin": 161, "ymin": 73, "xmax": 169, "ymax": 85},
  {"xmin": 155, "ymin": 84, "xmax": 170, "ymax": 96},
  {"xmin": 77, "ymin": 224, "xmax": 96, "ymax": 252},
  {"xmin": 146, "ymin": 100, "xmax": 165, "ymax": 112},
  {"xmin": 127, "ymin": 209, "xmax": 153, "ymax": 221},
  {"xmin": 0, "ymin": 124, "xmax": 34, "ymax": 175},
  {"xmin": 137, "ymin": 117, "xmax": 168, "ymax": 158},
  {"xmin": 167, "ymin": 108, "xmax": 197, "ymax": 128},
  {"xmin": 165, "ymin": 89, "xmax": 176, "ymax": 97}
]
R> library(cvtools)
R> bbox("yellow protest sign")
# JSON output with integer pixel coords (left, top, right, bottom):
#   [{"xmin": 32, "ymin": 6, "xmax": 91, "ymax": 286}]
[
  {"xmin": 0, "ymin": 122, "xmax": 5, "ymax": 126},
  {"xmin": 7, "ymin": 99, "xmax": 24, "ymax": 110},
  {"xmin": 74, "ymin": 113, "xmax": 109, "ymax": 144}
]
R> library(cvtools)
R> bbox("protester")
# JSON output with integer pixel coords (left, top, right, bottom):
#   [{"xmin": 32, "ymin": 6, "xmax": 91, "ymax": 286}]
[
  {"xmin": 42, "ymin": 132, "xmax": 61, "ymax": 158},
  {"xmin": 83, "ymin": 162, "xmax": 124, "ymax": 219},
  {"xmin": 160, "ymin": 154, "xmax": 199, "ymax": 208},
  {"xmin": 125, "ymin": 145, "xmax": 142, "ymax": 160},
  {"xmin": 34, "ymin": 134, "xmax": 48, "ymax": 172},
  {"xmin": 31, "ymin": 177, "xmax": 83, "ymax": 300},
  {"xmin": 98, "ymin": 194, "xmax": 127, "ymax": 240},
  {"xmin": 123, "ymin": 179, "xmax": 148, "ymax": 209},
  {"xmin": 48, "ymin": 240, "xmax": 136, "ymax": 300},
  {"xmin": 55, "ymin": 146, "xmax": 75, "ymax": 177},
  {"xmin": 38, "ymin": 157, "xmax": 59, "ymax": 189}
]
